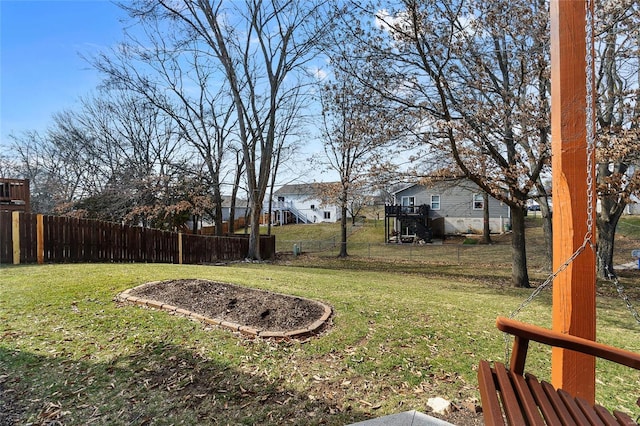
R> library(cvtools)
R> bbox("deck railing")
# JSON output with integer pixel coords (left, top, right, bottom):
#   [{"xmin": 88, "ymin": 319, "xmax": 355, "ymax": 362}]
[{"xmin": 0, "ymin": 178, "xmax": 30, "ymax": 212}]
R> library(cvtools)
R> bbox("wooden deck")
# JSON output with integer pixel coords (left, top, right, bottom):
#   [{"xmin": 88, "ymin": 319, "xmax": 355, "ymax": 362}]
[{"xmin": 0, "ymin": 178, "xmax": 30, "ymax": 212}]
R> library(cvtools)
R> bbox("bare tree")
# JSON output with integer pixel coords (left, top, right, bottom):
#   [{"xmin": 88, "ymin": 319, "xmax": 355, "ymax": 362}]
[
  {"xmin": 342, "ymin": 0, "xmax": 551, "ymax": 287},
  {"xmin": 318, "ymin": 59, "xmax": 412, "ymax": 257},
  {"xmin": 8, "ymin": 129, "xmax": 86, "ymax": 213},
  {"xmin": 91, "ymin": 15, "xmax": 238, "ymax": 235},
  {"xmin": 8, "ymin": 88, "xmax": 193, "ymax": 225},
  {"xmin": 60, "ymin": 91, "xmax": 189, "ymax": 224},
  {"xmin": 122, "ymin": 0, "xmax": 330, "ymax": 259},
  {"xmin": 594, "ymin": 0, "xmax": 640, "ymax": 277}
]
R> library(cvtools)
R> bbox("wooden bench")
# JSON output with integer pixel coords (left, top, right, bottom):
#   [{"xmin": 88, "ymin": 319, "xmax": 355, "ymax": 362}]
[{"xmin": 478, "ymin": 317, "xmax": 640, "ymax": 425}]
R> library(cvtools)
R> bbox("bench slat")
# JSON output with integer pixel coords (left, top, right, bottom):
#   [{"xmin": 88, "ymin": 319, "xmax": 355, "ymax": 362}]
[
  {"xmin": 590, "ymin": 403, "xmax": 621, "ymax": 426},
  {"xmin": 558, "ymin": 389, "xmax": 596, "ymax": 425},
  {"xmin": 511, "ymin": 369, "xmax": 546, "ymax": 425},
  {"xmin": 494, "ymin": 362, "xmax": 527, "ymax": 425},
  {"xmin": 613, "ymin": 410, "xmax": 637, "ymax": 426},
  {"xmin": 541, "ymin": 380, "xmax": 578, "ymax": 425},
  {"xmin": 526, "ymin": 373, "xmax": 564, "ymax": 425},
  {"xmin": 478, "ymin": 360, "xmax": 506, "ymax": 426}
]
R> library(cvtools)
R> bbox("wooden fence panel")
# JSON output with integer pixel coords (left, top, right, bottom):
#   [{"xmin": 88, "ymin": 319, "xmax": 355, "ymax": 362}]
[
  {"xmin": 0, "ymin": 211, "xmax": 11, "ymax": 263},
  {"xmin": 19, "ymin": 213, "xmax": 37, "ymax": 263},
  {"xmin": 0, "ymin": 212, "xmax": 274, "ymax": 265},
  {"xmin": 261, "ymin": 235, "xmax": 276, "ymax": 260}
]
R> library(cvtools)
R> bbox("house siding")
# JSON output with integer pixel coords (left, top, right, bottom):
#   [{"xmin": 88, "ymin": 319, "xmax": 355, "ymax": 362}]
[{"xmin": 394, "ymin": 180, "xmax": 511, "ymax": 235}]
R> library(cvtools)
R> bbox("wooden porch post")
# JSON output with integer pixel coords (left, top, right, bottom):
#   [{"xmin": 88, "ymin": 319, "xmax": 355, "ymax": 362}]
[
  {"xmin": 12, "ymin": 211, "xmax": 20, "ymax": 265},
  {"xmin": 550, "ymin": 0, "xmax": 597, "ymax": 403}
]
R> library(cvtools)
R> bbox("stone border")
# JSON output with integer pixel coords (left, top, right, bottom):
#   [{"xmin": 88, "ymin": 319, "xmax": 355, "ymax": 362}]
[{"xmin": 114, "ymin": 280, "xmax": 332, "ymax": 339}]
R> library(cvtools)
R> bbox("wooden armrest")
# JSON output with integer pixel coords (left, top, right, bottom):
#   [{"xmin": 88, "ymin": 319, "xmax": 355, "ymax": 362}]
[{"xmin": 496, "ymin": 316, "xmax": 640, "ymax": 373}]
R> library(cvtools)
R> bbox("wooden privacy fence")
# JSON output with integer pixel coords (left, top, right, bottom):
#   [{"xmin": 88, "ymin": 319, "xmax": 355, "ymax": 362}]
[{"xmin": 0, "ymin": 211, "xmax": 275, "ymax": 265}]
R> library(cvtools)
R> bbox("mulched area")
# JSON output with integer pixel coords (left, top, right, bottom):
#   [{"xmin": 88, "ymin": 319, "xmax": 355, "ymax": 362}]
[{"xmin": 128, "ymin": 279, "xmax": 328, "ymax": 333}]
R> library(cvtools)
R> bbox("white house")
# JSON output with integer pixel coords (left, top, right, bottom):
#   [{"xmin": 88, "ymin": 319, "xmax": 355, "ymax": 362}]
[{"xmin": 268, "ymin": 183, "xmax": 341, "ymax": 225}]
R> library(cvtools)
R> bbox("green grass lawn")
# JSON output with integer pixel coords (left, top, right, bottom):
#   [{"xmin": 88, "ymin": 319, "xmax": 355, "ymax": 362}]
[{"xmin": 2, "ymin": 256, "xmax": 640, "ymax": 424}]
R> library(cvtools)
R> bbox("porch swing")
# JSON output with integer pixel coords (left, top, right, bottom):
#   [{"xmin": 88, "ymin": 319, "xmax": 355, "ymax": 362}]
[{"xmin": 477, "ymin": 1, "xmax": 640, "ymax": 424}]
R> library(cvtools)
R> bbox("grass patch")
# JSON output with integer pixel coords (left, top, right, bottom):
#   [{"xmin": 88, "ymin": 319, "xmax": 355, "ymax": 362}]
[{"xmin": 2, "ymin": 260, "xmax": 640, "ymax": 424}]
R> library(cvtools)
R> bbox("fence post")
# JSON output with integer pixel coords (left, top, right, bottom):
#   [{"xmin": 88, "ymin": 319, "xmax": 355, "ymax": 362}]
[
  {"xmin": 12, "ymin": 211, "xmax": 20, "ymax": 265},
  {"xmin": 37, "ymin": 214, "xmax": 44, "ymax": 264},
  {"xmin": 178, "ymin": 232, "xmax": 183, "ymax": 265}
]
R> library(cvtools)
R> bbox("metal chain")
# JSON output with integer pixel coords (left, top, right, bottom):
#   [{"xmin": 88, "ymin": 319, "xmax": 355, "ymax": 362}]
[
  {"xmin": 505, "ymin": 239, "xmax": 595, "ymax": 362},
  {"xmin": 508, "ymin": 240, "xmax": 594, "ymax": 320},
  {"xmin": 585, "ymin": 0, "xmax": 596, "ymax": 238},
  {"xmin": 605, "ymin": 268, "xmax": 640, "ymax": 325}
]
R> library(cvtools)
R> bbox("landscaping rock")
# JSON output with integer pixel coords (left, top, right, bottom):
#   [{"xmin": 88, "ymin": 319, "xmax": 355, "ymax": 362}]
[{"xmin": 427, "ymin": 397, "xmax": 452, "ymax": 415}]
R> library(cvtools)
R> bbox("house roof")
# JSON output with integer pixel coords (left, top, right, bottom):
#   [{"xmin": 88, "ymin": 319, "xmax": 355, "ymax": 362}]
[
  {"xmin": 393, "ymin": 176, "xmax": 474, "ymax": 196},
  {"xmin": 391, "ymin": 183, "xmax": 419, "ymax": 195},
  {"xmin": 274, "ymin": 182, "xmax": 339, "ymax": 196},
  {"xmin": 221, "ymin": 198, "xmax": 248, "ymax": 208}
]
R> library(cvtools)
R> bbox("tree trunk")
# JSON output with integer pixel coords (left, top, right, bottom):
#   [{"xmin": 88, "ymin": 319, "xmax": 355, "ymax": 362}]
[
  {"xmin": 596, "ymin": 197, "xmax": 625, "ymax": 279},
  {"xmin": 229, "ymin": 154, "xmax": 244, "ymax": 235},
  {"xmin": 538, "ymin": 197, "xmax": 553, "ymax": 270},
  {"xmin": 247, "ymin": 197, "xmax": 262, "ymax": 260},
  {"xmin": 510, "ymin": 205, "xmax": 531, "ymax": 288},
  {"xmin": 192, "ymin": 214, "xmax": 199, "ymax": 234},
  {"xmin": 213, "ymin": 185, "xmax": 224, "ymax": 236},
  {"xmin": 228, "ymin": 198, "xmax": 236, "ymax": 235},
  {"xmin": 339, "ymin": 203, "xmax": 348, "ymax": 258},
  {"xmin": 482, "ymin": 192, "xmax": 492, "ymax": 244},
  {"xmin": 266, "ymin": 176, "xmax": 276, "ymax": 236},
  {"xmin": 596, "ymin": 218, "xmax": 617, "ymax": 279}
]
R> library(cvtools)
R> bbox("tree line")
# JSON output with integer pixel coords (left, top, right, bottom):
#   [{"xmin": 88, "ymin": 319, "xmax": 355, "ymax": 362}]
[{"xmin": 1, "ymin": 0, "xmax": 639, "ymax": 287}]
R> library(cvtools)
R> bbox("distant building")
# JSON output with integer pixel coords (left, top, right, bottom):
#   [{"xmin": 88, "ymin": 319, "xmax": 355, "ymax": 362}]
[
  {"xmin": 623, "ymin": 195, "xmax": 640, "ymax": 215},
  {"xmin": 0, "ymin": 178, "xmax": 30, "ymax": 212},
  {"xmin": 194, "ymin": 197, "xmax": 250, "ymax": 235},
  {"xmin": 388, "ymin": 178, "xmax": 510, "ymax": 241},
  {"xmin": 220, "ymin": 198, "xmax": 249, "ymax": 221},
  {"xmin": 268, "ymin": 183, "xmax": 341, "ymax": 225}
]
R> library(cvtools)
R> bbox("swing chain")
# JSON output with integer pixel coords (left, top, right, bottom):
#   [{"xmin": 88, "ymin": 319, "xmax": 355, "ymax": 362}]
[
  {"xmin": 604, "ymin": 269, "xmax": 640, "ymax": 325},
  {"xmin": 505, "ymin": 239, "xmax": 593, "ymax": 363},
  {"xmin": 585, "ymin": 0, "xmax": 596, "ymax": 238},
  {"xmin": 508, "ymin": 237, "xmax": 594, "ymax": 321}
]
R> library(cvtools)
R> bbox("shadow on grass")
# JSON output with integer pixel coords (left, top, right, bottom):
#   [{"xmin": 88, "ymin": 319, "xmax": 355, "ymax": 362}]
[{"xmin": 0, "ymin": 342, "xmax": 370, "ymax": 425}]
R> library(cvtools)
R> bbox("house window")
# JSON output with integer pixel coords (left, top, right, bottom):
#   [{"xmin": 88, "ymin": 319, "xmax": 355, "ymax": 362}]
[
  {"xmin": 310, "ymin": 204, "xmax": 315, "ymax": 210},
  {"xmin": 401, "ymin": 196, "xmax": 415, "ymax": 206},
  {"xmin": 473, "ymin": 194, "xmax": 484, "ymax": 210},
  {"xmin": 401, "ymin": 196, "xmax": 415, "ymax": 213},
  {"xmin": 324, "ymin": 211, "xmax": 331, "ymax": 219},
  {"xmin": 430, "ymin": 195, "xmax": 441, "ymax": 210}
]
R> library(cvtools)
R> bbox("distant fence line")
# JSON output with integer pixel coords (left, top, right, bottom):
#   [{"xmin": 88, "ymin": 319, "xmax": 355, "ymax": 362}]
[{"xmin": 0, "ymin": 211, "xmax": 275, "ymax": 265}]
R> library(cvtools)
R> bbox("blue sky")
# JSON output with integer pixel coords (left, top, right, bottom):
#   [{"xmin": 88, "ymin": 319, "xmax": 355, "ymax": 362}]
[{"xmin": 1, "ymin": 0, "xmax": 127, "ymax": 142}]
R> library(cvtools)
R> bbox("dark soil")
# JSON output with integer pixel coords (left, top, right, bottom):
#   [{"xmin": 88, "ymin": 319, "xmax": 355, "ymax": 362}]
[{"xmin": 129, "ymin": 279, "xmax": 328, "ymax": 332}]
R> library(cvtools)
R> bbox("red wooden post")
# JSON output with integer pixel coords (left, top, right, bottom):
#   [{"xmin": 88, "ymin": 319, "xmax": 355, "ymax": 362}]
[{"xmin": 550, "ymin": 0, "xmax": 596, "ymax": 403}]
